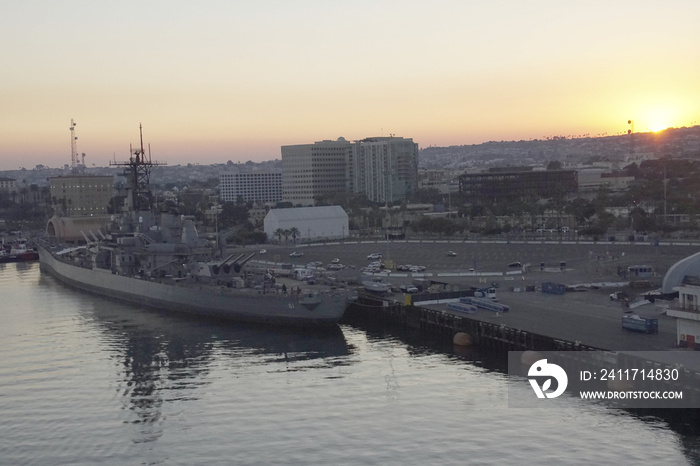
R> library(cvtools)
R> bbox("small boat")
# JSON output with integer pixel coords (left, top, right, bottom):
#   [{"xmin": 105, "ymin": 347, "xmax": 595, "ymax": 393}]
[
  {"xmin": 0, "ymin": 238, "xmax": 39, "ymax": 263},
  {"xmin": 362, "ymin": 279, "xmax": 391, "ymax": 294}
]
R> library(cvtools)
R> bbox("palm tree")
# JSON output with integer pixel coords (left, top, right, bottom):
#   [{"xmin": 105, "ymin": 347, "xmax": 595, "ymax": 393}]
[
  {"xmin": 282, "ymin": 229, "xmax": 291, "ymax": 244},
  {"xmin": 19, "ymin": 187, "xmax": 29, "ymax": 205},
  {"xmin": 289, "ymin": 227, "xmax": 299, "ymax": 243},
  {"xmin": 29, "ymin": 184, "xmax": 39, "ymax": 203},
  {"xmin": 274, "ymin": 228, "xmax": 285, "ymax": 243},
  {"xmin": 41, "ymin": 186, "xmax": 51, "ymax": 203}
]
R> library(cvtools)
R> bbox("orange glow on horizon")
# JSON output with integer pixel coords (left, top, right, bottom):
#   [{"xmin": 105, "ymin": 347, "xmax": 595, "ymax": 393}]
[{"xmin": 1, "ymin": 2, "xmax": 699, "ymax": 170}]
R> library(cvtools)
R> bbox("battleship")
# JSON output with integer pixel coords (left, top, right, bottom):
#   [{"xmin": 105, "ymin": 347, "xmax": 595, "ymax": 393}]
[{"xmin": 38, "ymin": 126, "xmax": 350, "ymax": 327}]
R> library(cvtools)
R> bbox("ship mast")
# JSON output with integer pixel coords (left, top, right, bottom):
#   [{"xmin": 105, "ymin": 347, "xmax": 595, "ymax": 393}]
[{"xmin": 110, "ymin": 124, "xmax": 166, "ymax": 212}]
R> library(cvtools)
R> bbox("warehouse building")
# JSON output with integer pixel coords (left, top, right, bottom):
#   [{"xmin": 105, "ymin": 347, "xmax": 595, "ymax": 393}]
[{"xmin": 263, "ymin": 206, "xmax": 348, "ymax": 242}]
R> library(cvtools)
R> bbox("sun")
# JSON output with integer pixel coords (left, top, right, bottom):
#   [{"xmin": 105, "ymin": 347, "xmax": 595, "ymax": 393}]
[
  {"xmin": 643, "ymin": 108, "xmax": 673, "ymax": 132},
  {"xmin": 648, "ymin": 120, "xmax": 670, "ymax": 133}
]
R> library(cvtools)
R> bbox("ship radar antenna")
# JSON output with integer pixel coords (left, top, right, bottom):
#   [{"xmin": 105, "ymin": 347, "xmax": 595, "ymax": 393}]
[
  {"xmin": 139, "ymin": 123, "xmax": 145, "ymax": 160},
  {"xmin": 109, "ymin": 124, "xmax": 166, "ymax": 212}
]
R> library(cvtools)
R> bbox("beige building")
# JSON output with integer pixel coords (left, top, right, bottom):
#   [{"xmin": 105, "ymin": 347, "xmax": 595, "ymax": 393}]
[
  {"xmin": 577, "ymin": 168, "xmax": 634, "ymax": 192},
  {"xmin": 49, "ymin": 175, "xmax": 114, "ymax": 217},
  {"xmin": 281, "ymin": 138, "xmax": 351, "ymax": 206},
  {"xmin": 0, "ymin": 177, "xmax": 17, "ymax": 192}
]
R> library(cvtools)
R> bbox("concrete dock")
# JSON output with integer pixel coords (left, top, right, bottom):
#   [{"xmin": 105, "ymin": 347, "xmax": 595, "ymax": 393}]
[
  {"xmin": 422, "ymin": 286, "xmax": 674, "ymax": 352},
  {"xmin": 257, "ymin": 238, "xmax": 700, "ymax": 354}
]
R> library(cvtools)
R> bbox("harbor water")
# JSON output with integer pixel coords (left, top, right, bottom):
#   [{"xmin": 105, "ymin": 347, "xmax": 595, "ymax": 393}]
[{"xmin": 1, "ymin": 262, "xmax": 698, "ymax": 465}]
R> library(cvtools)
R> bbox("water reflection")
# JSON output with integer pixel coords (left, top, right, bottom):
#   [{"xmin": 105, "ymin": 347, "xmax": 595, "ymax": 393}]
[
  {"xmin": 0, "ymin": 260, "xmax": 35, "ymax": 274},
  {"xmin": 345, "ymin": 313, "xmax": 700, "ymax": 464},
  {"xmin": 37, "ymin": 273, "xmax": 350, "ymax": 441}
]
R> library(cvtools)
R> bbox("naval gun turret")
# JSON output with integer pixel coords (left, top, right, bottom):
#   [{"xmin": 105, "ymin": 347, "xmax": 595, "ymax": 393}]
[
  {"xmin": 212, "ymin": 253, "xmax": 243, "ymax": 275},
  {"xmin": 230, "ymin": 252, "xmax": 257, "ymax": 273},
  {"xmin": 210, "ymin": 251, "xmax": 257, "ymax": 275}
]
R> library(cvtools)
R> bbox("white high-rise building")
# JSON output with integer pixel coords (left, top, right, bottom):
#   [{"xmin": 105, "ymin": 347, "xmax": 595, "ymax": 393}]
[{"xmin": 351, "ymin": 137, "xmax": 419, "ymax": 204}]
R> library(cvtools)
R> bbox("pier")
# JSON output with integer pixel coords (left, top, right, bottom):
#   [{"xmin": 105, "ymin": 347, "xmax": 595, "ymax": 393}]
[
  {"xmin": 344, "ymin": 287, "xmax": 700, "ymax": 409},
  {"xmin": 345, "ymin": 285, "xmax": 676, "ymax": 352},
  {"xmin": 266, "ymin": 238, "xmax": 700, "ymax": 400}
]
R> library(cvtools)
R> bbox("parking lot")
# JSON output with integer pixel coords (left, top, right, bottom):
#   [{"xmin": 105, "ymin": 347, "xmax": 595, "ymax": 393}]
[
  {"xmin": 239, "ymin": 239, "xmax": 700, "ymax": 351},
  {"xmin": 248, "ymin": 239, "xmax": 699, "ymax": 292}
]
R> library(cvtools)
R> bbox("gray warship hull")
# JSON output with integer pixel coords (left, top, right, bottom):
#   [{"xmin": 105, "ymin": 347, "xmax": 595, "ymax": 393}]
[{"xmin": 38, "ymin": 245, "xmax": 347, "ymax": 327}]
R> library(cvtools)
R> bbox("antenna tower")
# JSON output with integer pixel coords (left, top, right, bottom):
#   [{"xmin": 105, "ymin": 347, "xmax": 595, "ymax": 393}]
[{"xmin": 70, "ymin": 119, "xmax": 79, "ymax": 168}]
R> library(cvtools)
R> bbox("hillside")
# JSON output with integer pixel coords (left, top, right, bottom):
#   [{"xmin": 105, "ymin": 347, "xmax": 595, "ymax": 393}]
[
  {"xmin": 2, "ymin": 127, "xmax": 699, "ymax": 187},
  {"xmin": 419, "ymin": 126, "xmax": 700, "ymax": 171}
]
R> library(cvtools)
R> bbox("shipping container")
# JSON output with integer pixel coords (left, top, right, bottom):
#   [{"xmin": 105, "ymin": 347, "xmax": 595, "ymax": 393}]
[{"xmin": 621, "ymin": 315, "xmax": 658, "ymax": 334}]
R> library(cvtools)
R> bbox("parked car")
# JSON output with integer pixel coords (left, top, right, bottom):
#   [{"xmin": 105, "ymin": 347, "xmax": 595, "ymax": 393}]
[
  {"xmin": 367, "ymin": 253, "xmax": 383, "ymax": 260},
  {"xmin": 259, "ymin": 249, "xmax": 267, "ymax": 254},
  {"xmin": 446, "ymin": 251, "xmax": 457, "ymax": 257},
  {"xmin": 400, "ymin": 284, "xmax": 419, "ymax": 293},
  {"xmin": 289, "ymin": 251, "xmax": 304, "ymax": 258},
  {"xmin": 331, "ymin": 258, "xmax": 340, "ymax": 264},
  {"xmin": 610, "ymin": 291, "xmax": 629, "ymax": 301}
]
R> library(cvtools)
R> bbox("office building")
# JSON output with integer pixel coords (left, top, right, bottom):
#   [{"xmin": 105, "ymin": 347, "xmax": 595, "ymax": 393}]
[
  {"xmin": 0, "ymin": 177, "xmax": 17, "ymax": 192},
  {"xmin": 281, "ymin": 138, "xmax": 352, "ymax": 206},
  {"xmin": 281, "ymin": 136, "xmax": 419, "ymax": 206},
  {"xmin": 219, "ymin": 172, "xmax": 282, "ymax": 204},
  {"xmin": 459, "ymin": 169, "xmax": 578, "ymax": 202},
  {"xmin": 351, "ymin": 137, "xmax": 419, "ymax": 204},
  {"xmin": 49, "ymin": 175, "xmax": 114, "ymax": 216}
]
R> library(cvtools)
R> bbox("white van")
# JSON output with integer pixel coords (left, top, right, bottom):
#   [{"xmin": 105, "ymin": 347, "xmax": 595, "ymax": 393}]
[{"xmin": 293, "ymin": 268, "xmax": 314, "ymax": 281}]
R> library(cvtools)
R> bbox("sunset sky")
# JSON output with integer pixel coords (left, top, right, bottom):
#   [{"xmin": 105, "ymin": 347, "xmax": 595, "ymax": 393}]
[{"xmin": 1, "ymin": 1, "xmax": 698, "ymax": 170}]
